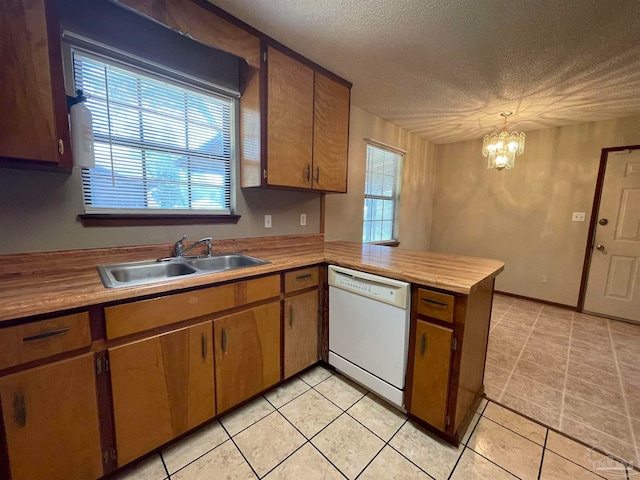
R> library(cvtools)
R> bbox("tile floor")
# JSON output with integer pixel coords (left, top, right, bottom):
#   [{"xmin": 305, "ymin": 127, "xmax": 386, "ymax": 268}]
[
  {"xmin": 486, "ymin": 294, "xmax": 640, "ymax": 470},
  {"xmin": 113, "ymin": 364, "xmax": 636, "ymax": 480}
]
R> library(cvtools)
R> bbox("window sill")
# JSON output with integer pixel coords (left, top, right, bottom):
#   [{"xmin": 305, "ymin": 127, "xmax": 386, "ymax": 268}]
[{"xmin": 78, "ymin": 214, "xmax": 241, "ymax": 227}]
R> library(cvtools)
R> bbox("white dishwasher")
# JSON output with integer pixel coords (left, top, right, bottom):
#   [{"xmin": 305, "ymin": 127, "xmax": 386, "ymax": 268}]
[{"xmin": 328, "ymin": 265, "xmax": 410, "ymax": 409}]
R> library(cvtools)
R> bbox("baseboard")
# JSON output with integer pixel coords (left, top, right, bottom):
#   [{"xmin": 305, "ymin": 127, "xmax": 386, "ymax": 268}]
[{"xmin": 494, "ymin": 290, "xmax": 577, "ymax": 311}]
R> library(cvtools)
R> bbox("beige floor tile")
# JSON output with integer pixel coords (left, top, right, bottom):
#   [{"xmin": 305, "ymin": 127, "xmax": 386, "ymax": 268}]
[
  {"xmin": 562, "ymin": 394, "xmax": 633, "ymax": 443},
  {"xmin": 263, "ymin": 443, "xmax": 343, "ymax": 480},
  {"xmin": 560, "ymin": 417, "xmax": 637, "ymax": 467},
  {"xmin": 359, "ymin": 445, "xmax": 430, "ymax": 480},
  {"xmin": 468, "ymin": 417, "xmax": 543, "ymax": 480},
  {"xmin": 568, "ymin": 353, "xmax": 618, "ymax": 376},
  {"xmin": 311, "ymin": 414, "xmax": 384, "ymax": 480},
  {"xmin": 540, "ymin": 451, "xmax": 604, "ymax": 479},
  {"xmin": 279, "ymin": 389, "xmax": 341, "ymax": 438},
  {"xmin": 450, "ymin": 449, "xmax": 518, "ymax": 480},
  {"xmin": 234, "ymin": 413, "xmax": 305, "ymax": 477},
  {"xmin": 347, "ymin": 393, "xmax": 406, "ymax": 441},
  {"xmin": 162, "ymin": 421, "xmax": 229, "ymax": 474},
  {"xmin": 571, "ymin": 327, "xmax": 613, "ymax": 347},
  {"xmin": 609, "ymin": 319, "xmax": 640, "ymax": 338},
  {"xmin": 221, "ymin": 396, "xmax": 275, "ymax": 437},
  {"xmin": 264, "ymin": 377, "xmax": 310, "ymax": 408},
  {"xmin": 483, "ymin": 403, "xmax": 547, "ymax": 445},
  {"xmin": 485, "ymin": 347, "xmax": 519, "ymax": 370},
  {"xmin": 314, "ymin": 374, "xmax": 367, "ymax": 410},
  {"xmin": 298, "ymin": 365, "xmax": 333, "ymax": 386},
  {"xmin": 615, "ymin": 341, "xmax": 640, "ymax": 369},
  {"xmin": 519, "ymin": 347, "xmax": 567, "ymax": 373},
  {"xmin": 540, "ymin": 306, "xmax": 574, "ymax": 320},
  {"xmin": 490, "ymin": 325, "xmax": 529, "ymax": 345},
  {"xmin": 500, "ymin": 312, "xmax": 538, "ymax": 329},
  {"xmin": 485, "ymin": 381, "xmax": 506, "ymax": 401},
  {"xmin": 477, "ymin": 398, "xmax": 489, "ymax": 414},
  {"xmin": 389, "ymin": 420, "xmax": 463, "ymax": 480},
  {"xmin": 627, "ymin": 395, "xmax": 640, "ymax": 418},
  {"xmin": 503, "ymin": 374, "xmax": 563, "ymax": 412},
  {"xmin": 529, "ymin": 329, "xmax": 570, "ymax": 347},
  {"xmin": 564, "ymin": 374, "xmax": 627, "ymax": 414},
  {"xmin": 513, "ymin": 358, "xmax": 566, "ymax": 390},
  {"xmin": 574, "ymin": 314, "xmax": 610, "ymax": 332},
  {"xmin": 546, "ymin": 431, "xmax": 628, "ymax": 480},
  {"xmin": 620, "ymin": 363, "xmax": 640, "ymax": 398},
  {"xmin": 570, "ymin": 337, "xmax": 614, "ymax": 357},
  {"xmin": 461, "ymin": 413, "xmax": 481, "ymax": 444},
  {"xmin": 566, "ymin": 359, "xmax": 621, "ymax": 391},
  {"xmin": 500, "ymin": 392, "xmax": 560, "ymax": 429},
  {"xmin": 488, "ymin": 336, "xmax": 526, "ymax": 358},
  {"xmin": 172, "ymin": 441, "xmax": 256, "ymax": 480},
  {"xmin": 525, "ymin": 336, "xmax": 569, "ymax": 360},
  {"xmin": 484, "ymin": 363, "xmax": 512, "ymax": 391},
  {"xmin": 113, "ymin": 454, "xmax": 167, "ymax": 480}
]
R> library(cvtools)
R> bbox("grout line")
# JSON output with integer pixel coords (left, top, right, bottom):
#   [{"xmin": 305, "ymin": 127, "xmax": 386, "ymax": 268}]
[
  {"xmin": 264, "ymin": 378, "xmax": 312, "ymax": 410},
  {"xmin": 481, "ymin": 415, "xmax": 545, "ymax": 447},
  {"xmin": 218, "ymin": 423, "xmax": 261, "ymax": 479},
  {"xmin": 158, "ymin": 451, "xmax": 171, "ymax": 479},
  {"xmin": 489, "ymin": 298, "xmax": 516, "ymax": 330},
  {"xmin": 558, "ymin": 310, "xmax": 574, "ymax": 431},
  {"xmin": 220, "ymin": 400, "xmax": 277, "ymax": 439},
  {"xmin": 537, "ymin": 429, "xmax": 549, "ymax": 480},
  {"xmin": 497, "ymin": 306, "xmax": 544, "ymax": 402}
]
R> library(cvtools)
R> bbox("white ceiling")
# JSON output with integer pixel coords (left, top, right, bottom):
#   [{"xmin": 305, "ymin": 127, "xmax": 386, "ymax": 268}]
[{"xmin": 209, "ymin": 0, "xmax": 640, "ymax": 144}]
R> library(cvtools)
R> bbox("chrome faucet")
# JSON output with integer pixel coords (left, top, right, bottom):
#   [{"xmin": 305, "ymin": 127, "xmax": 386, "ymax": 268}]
[{"xmin": 174, "ymin": 235, "xmax": 213, "ymax": 258}]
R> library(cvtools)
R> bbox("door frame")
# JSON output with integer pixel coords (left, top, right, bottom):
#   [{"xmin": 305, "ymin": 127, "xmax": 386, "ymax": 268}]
[{"xmin": 577, "ymin": 144, "xmax": 640, "ymax": 312}]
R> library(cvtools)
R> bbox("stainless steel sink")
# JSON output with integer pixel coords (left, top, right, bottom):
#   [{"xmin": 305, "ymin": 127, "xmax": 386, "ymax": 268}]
[{"xmin": 98, "ymin": 253, "xmax": 270, "ymax": 288}]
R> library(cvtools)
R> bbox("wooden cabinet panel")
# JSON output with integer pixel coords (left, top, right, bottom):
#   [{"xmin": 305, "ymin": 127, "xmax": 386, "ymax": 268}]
[
  {"xmin": 284, "ymin": 290, "xmax": 319, "ymax": 378},
  {"xmin": 416, "ymin": 288, "xmax": 455, "ymax": 323},
  {"xmin": 0, "ymin": 0, "xmax": 70, "ymax": 164},
  {"xmin": 0, "ymin": 353, "xmax": 102, "ymax": 480},
  {"xmin": 266, "ymin": 47, "xmax": 314, "ymax": 189},
  {"xmin": 284, "ymin": 266, "xmax": 319, "ymax": 293},
  {"xmin": 105, "ymin": 274, "xmax": 280, "ymax": 339},
  {"xmin": 313, "ymin": 72, "xmax": 349, "ymax": 192},
  {"xmin": 410, "ymin": 320, "xmax": 453, "ymax": 431},
  {"xmin": 214, "ymin": 301, "xmax": 280, "ymax": 412},
  {"xmin": 109, "ymin": 321, "xmax": 215, "ymax": 466},
  {"xmin": 0, "ymin": 312, "xmax": 90, "ymax": 370}
]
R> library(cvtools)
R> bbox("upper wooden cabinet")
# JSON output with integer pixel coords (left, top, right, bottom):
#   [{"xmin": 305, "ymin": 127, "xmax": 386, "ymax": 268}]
[{"xmin": 0, "ymin": 0, "xmax": 71, "ymax": 166}]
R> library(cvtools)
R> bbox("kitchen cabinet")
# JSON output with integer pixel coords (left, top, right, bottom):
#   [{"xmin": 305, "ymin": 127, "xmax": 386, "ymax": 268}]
[
  {"xmin": 0, "ymin": 353, "xmax": 103, "ymax": 480},
  {"xmin": 0, "ymin": 0, "xmax": 71, "ymax": 166},
  {"xmin": 284, "ymin": 289, "xmax": 319, "ymax": 378},
  {"xmin": 109, "ymin": 321, "xmax": 215, "ymax": 466},
  {"xmin": 214, "ymin": 301, "xmax": 281, "ymax": 413}
]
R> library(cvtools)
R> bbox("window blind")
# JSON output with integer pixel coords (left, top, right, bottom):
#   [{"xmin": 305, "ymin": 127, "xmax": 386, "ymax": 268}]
[
  {"xmin": 363, "ymin": 144, "xmax": 402, "ymax": 242},
  {"xmin": 73, "ymin": 50, "xmax": 234, "ymax": 215}
]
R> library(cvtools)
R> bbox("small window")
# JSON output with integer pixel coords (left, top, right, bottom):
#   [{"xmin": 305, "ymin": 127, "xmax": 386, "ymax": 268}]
[
  {"xmin": 362, "ymin": 144, "xmax": 402, "ymax": 243},
  {"xmin": 72, "ymin": 49, "xmax": 235, "ymax": 215}
]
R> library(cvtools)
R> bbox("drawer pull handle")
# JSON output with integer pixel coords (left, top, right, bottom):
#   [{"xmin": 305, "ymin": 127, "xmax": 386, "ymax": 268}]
[
  {"xmin": 305, "ymin": 164, "xmax": 311, "ymax": 183},
  {"xmin": 202, "ymin": 334, "xmax": 207, "ymax": 359},
  {"xmin": 289, "ymin": 306, "xmax": 294, "ymax": 327},
  {"xmin": 296, "ymin": 274, "xmax": 312, "ymax": 280},
  {"xmin": 22, "ymin": 328, "xmax": 70, "ymax": 342},
  {"xmin": 420, "ymin": 333, "xmax": 426, "ymax": 355},
  {"xmin": 14, "ymin": 393, "xmax": 26, "ymax": 427},
  {"xmin": 315, "ymin": 166, "xmax": 320, "ymax": 183},
  {"xmin": 221, "ymin": 329, "xmax": 227, "ymax": 353},
  {"xmin": 421, "ymin": 298, "xmax": 449, "ymax": 308}
]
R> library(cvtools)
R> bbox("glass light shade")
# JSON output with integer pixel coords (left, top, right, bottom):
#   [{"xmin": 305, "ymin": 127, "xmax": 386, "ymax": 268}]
[{"xmin": 483, "ymin": 130, "xmax": 525, "ymax": 171}]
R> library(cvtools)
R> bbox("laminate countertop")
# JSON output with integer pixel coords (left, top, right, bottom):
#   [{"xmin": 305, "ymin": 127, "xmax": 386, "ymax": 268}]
[{"xmin": 0, "ymin": 238, "xmax": 504, "ymax": 323}]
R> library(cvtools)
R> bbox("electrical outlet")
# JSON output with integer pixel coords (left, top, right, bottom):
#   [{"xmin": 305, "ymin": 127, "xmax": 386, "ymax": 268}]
[
  {"xmin": 300, "ymin": 213, "xmax": 307, "ymax": 226},
  {"xmin": 264, "ymin": 214, "xmax": 272, "ymax": 228},
  {"xmin": 542, "ymin": 274, "xmax": 549, "ymax": 284},
  {"xmin": 572, "ymin": 212, "xmax": 586, "ymax": 222}
]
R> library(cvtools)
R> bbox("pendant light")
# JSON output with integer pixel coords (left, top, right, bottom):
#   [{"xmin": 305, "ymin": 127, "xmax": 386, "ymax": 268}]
[{"xmin": 482, "ymin": 112, "xmax": 525, "ymax": 171}]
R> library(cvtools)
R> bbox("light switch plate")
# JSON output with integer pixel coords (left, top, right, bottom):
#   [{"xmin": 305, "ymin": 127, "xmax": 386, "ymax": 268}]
[
  {"xmin": 300, "ymin": 213, "xmax": 307, "ymax": 226},
  {"xmin": 264, "ymin": 214, "xmax": 272, "ymax": 228},
  {"xmin": 572, "ymin": 212, "xmax": 586, "ymax": 222}
]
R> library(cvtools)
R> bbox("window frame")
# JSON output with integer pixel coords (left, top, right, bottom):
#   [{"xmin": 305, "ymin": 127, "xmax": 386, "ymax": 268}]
[
  {"xmin": 362, "ymin": 142, "xmax": 404, "ymax": 244},
  {"xmin": 62, "ymin": 33, "xmax": 240, "ymax": 226}
]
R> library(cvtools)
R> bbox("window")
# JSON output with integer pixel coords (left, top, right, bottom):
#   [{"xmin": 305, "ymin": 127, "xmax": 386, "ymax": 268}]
[
  {"xmin": 362, "ymin": 144, "xmax": 402, "ymax": 243},
  {"xmin": 72, "ymin": 49, "xmax": 235, "ymax": 215}
]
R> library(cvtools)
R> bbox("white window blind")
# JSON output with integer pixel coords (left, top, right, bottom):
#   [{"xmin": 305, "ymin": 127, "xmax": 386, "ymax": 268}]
[
  {"xmin": 73, "ymin": 50, "xmax": 234, "ymax": 215},
  {"xmin": 363, "ymin": 144, "xmax": 402, "ymax": 243}
]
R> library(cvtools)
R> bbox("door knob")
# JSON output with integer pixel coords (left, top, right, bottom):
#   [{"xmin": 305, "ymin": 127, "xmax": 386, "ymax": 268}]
[
  {"xmin": 596, "ymin": 244, "xmax": 605, "ymax": 251},
  {"xmin": 599, "ymin": 218, "xmax": 608, "ymax": 226}
]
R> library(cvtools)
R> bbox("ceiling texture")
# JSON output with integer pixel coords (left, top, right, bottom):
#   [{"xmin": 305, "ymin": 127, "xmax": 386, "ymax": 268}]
[{"xmin": 209, "ymin": 0, "xmax": 640, "ymax": 144}]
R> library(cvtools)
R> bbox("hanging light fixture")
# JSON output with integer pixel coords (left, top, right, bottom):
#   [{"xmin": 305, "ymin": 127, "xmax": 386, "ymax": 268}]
[{"xmin": 482, "ymin": 112, "xmax": 525, "ymax": 171}]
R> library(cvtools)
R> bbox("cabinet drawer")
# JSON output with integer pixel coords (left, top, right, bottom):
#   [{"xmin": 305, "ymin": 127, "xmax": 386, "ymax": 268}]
[
  {"xmin": 0, "ymin": 312, "xmax": 91, "ymax": 371},
  {"xmin": 105, "ymin": 274, "xmax": 280, "ymax": 339},
  {"xmin": 284, "ymin": 266, "xmax": 319, "ymax": 293},
  {"xmin": 416, "ymin": 288, "xmax": 455, "ymax": 323}
]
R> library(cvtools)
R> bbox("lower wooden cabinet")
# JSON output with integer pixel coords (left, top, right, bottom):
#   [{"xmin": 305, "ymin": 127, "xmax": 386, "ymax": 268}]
[
  {"xmin": 0, "ymin": 353, "xmax": 103, "ymax": 480},
  {"xmin": 214, "ymin": 301, "xmax": 281, "ymax": 413},
  {"xmin": 409, "ymin": 320, "xmax": 453, "ymax": 431},
  {"xmin": 284, "ymin": 289, "xmax": 319, "ymax": 378},
  {"xmin": 109, "ymin": 321, "xmax": 215, "ymax": 466}
]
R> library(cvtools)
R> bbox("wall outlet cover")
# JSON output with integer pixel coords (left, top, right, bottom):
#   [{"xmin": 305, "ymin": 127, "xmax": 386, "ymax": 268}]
[
  {"xmin": 264, "ymin": 214, "xmax": 272, "ymax": 228},
  {"xmin": 572, "ymin": 212, "xmax": 586, "ymax": 222},
  {"xmin": 300, "ymin": 213, "xmax": 307, "ymax": 226}
]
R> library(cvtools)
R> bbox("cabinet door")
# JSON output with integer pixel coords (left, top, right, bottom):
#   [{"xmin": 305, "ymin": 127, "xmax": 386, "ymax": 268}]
[
  {"xmin": 410, "ymin": 320, "xmax": 453, "ymax": 431},
  {"xmin": 109, "ymin": 321, "xmax": 215, "ymax": 466},
  {"xmin": 0, "ymin": 354, "xmax": 102, "ymax": 480},
  {"xmin": 0, "ymin": 0, "xmax": 70, "ymax": 164},
  {"xmin": 266, "ymin": 46, "xmax": 314, "ymax": 188},
  {"xmin": 313, "ymin": 72, "xmax": 350, "ymax": 192},
  {"xmin": 214, "ymin": 301, "xmax": 281, "ymax": 413},
  {"xmin": 284, "ymin": 290, "xmax": 319, "ymax": 378}
]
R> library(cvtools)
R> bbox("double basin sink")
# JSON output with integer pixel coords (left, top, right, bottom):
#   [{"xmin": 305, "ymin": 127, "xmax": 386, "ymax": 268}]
[{"xmin": 98, "ymin": 253, "xmax": 270, "ymax": 288}]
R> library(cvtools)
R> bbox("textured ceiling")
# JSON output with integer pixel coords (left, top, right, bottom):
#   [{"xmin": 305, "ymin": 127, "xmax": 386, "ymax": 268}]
[{"xmin": 209, "ymin": 0, "xmax": 640, "ymax": 144}]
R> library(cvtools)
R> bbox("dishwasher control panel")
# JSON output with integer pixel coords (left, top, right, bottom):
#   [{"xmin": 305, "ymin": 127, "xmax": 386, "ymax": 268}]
[{"xmin": 328, "ymin": 265, "xmax": 410, "ymax": 309}]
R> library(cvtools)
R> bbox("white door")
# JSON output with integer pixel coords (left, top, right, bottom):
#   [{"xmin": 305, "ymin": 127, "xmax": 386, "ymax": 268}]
[{"xmin": 584, "ymin": 149, "xmax": 640, "ymax": 323}]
